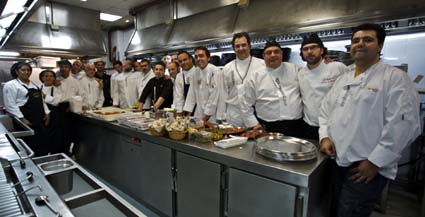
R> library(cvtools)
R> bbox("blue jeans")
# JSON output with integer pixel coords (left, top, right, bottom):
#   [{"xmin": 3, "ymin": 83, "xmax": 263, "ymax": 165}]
[{"xmin": 332, "ymin": 161, "xmax": 388, "ymax": 217}]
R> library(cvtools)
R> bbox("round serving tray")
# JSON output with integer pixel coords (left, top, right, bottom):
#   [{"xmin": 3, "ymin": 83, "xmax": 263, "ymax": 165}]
[{"xmin": 255, "ymin": 135, "xmax": 317, "ymax": 162}]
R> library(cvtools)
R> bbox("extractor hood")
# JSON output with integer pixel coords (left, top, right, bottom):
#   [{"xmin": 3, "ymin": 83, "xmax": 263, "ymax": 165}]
[
  {"xmin": 126, "ymin": 0, "xmax": 425, "ymax": 56},
  {"xmin": 3, "ymin": 1, "xmax": 106, "ymax": 58}
]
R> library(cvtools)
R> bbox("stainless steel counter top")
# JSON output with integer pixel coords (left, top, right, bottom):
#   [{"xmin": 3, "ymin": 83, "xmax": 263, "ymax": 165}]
[{"xmin": 75, "ymin": 114, "xmax": 328, "ymax": 188}]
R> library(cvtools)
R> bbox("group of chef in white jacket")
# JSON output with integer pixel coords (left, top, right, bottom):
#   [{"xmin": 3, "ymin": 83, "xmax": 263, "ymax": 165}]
[{"xmin": 174, "ymin": 25, "xmax": 420, "ymax": 217}]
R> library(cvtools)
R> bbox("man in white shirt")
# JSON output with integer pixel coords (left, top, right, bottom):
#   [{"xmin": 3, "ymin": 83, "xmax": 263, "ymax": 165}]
[
  {"xmin": 240, "ymin": 40, "xmax": 303, "ymax": 137},
  {"xmin": 220, "ymin": 32, "xmax": 264, "ymax": 127},
  {"xmin": 175, "ymin": 51, "xmax": 196, "ymax": 114},
  {"xmin": 56, "ymin": 60, "xmax": 80, "ymax": 102},
  {"xmin": 183, "ymin": 46, "xmax": 222, "ymax": 122},
  {"xmin": 298, "ymin": 34, "xmax": 347, "ymax": 140},
  {"xmin": 319, "ymin": 23, "xmax": 421, "ymax": 217},
  {"xmin": 80, "ymin": 64, "xmax": 104, "ymax": 110},
  {"xmin": 111, "ymin": 60, "xmax": 122, "ymax": 107},
  {"xmin": 71, "ymin": 60, "xmax": 85, "ymax": 80},
  {"xmin": 128, "ymin": 59, "xmax": 155, "ymax": 109},
  {"xmin": 116, "ymin": 59, "xmax": 134, "ymax": 108}
]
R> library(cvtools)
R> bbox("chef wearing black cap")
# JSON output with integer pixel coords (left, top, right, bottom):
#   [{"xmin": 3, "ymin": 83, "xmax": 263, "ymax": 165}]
[
  {"xmin": 3, "ymin": 62, "xmax": 51, "ymax": 156},
  {"xmin": 240, "ymin": 40, "xmax": 304, "ymax": 137},
  {"xmin": 298, "ymin": 34, "xmax": 347, "ymax": 140}
]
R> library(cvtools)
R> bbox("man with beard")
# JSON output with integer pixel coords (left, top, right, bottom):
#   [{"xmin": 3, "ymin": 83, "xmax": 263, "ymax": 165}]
[
  {"xmin": 175, "ymin": 51, "xmax": 196, "ymax": 114},
  {"xmin": 298, "ymin": 34, "xmax": 347, "ymax": 140},
  {"xmin": 240, "ymin": 40, "xmax": 303, "ymax": 137},
  {"xmin": 319, "ymin": 23, "xmax": 420, "ymax": 217},
  {"xmin": 128, "ymin": 59, "xmax": 154, "ymax": 109},
  {"xmin": 220, "ymin": 32, "xmax": 264, "ymax": 127},
  {"xmin": 137, "ymin": 62, "xmax": 173, "ymax": 111}
]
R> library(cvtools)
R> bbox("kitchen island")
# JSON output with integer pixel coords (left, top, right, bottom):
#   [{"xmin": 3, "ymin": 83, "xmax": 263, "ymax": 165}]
[{"xmin": 73, "ymin": 114, "xmax": 330, "ymax": 217}]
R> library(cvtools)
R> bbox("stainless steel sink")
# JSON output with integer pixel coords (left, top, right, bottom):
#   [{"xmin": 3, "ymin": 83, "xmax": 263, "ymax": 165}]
[
  {"xmin": 0, "ymin": 115, "xmax": 34, "ymax": 137},
  {"xmin": 40, "ymin": 160, "xmax": 74, "ymax": 172}
]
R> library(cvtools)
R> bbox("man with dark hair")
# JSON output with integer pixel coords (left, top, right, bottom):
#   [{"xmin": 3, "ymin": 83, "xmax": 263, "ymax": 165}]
[
  {"xmin": 319, "ymin": 23, "xmax": 420, "ymax": 217},
  {"xmin": 175, "ymin": 50, "xmax": 196, "ymax": 114},
  {"xmin": 128, "ymin": 59, "xmax": 154, "ymax": 109},
  {"xmin": 116, "ymin": 59, "xmax": 134, "ymax": 108},
  {"xmin": 94, "ymin": 60, "xmax": 112, "ymax": 107},
  {"xmin": 137, "ymin": 62, "xmax": 173, "ymax": 111},
  {"xmin": 183, "ymin": 46, "xmax": 223, "ymax": 122},
  {"xmin": 111, "ymin": 61, "xmax": 122, "ymax": 107},
  {"xmin": 220, "ymin": 32, "xmax": 264, "ymax": 127},
  {"xmin": 71, "ymin": 60, "xmax": 85, "ymax": 80},
  {"xmin": 298, "ymin": 34, "xmax": 347, "ymax": 140},
  {"xmin": 240, "ymin": 40, "xmax": 304, "ymax": 137}
]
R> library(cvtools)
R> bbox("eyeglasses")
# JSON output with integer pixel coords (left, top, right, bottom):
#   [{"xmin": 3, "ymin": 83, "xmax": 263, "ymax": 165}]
[
  {"xmin": 263, "ymin": 49, "xmax": 282, "ymax": 56},
  {"xmin": 301, "ymin": 45, "xmax": 320, "ymax": 52}
]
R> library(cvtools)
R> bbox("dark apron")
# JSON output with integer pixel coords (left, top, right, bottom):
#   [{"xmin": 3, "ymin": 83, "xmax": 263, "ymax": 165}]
[
  {"xmin": 19, "ymin": 83, "xmax": 49, "ymax": 156},
  {"xmin": 258, "ymin": 118, "xmax": 304, "ymax": 138},
  {"xmin": 45, "ymin": 87, "xmax": 65, "ymax": 154}
]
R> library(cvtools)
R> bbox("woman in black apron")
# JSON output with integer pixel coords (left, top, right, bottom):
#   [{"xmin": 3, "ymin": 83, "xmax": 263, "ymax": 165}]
[
  {"xmin": 3, "ymin": 62, "xmax": 50, "ymax": 156},
  {"xmin": 40, "ymin": 70, "xmax": 65, "ymax": 154}
]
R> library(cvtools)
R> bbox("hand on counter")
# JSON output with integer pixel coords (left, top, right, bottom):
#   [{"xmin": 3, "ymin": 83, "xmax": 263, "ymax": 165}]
[
  {"xmin": 349, "ymin": 160, "xmax": 379, "ymax": 184},
  {"xmin": 252, "ymin": 124, "xmax": 263, "ymax": 130},
  {"xmin": 20, "ymin": 118, "xmax": 32, "ymax": 126},
  {"xmin": 319, "ymin": 137, "xmax": 336, "ymax": 157}
]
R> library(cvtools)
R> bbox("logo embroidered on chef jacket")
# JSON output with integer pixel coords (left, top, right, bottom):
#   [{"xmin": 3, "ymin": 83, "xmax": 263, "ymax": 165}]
[
  {"xmin": 321, "ymin": 75, "xmax": 339, "ymax": 83},
  {"xmin": 367, "ymin": 86, "xmax": 379, "ymax": 92},
  {"xmin": 32, "ymin": 92, "xmax": 41, "ymax": 98}
]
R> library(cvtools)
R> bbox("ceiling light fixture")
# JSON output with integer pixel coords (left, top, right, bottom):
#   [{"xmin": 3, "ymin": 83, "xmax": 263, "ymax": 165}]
[
  {"xmin": 125, "ymin": 19, "xmax": 130, "ymax": 23},
  {"xmin": 80, "ymin": 0, "xmax": 87, "ymax": 2},
  {"xmin": 100, "ymin": 13, "xmax": 121, "ymax": 22},
  {"xmin": 0, "ymin": 51, "xmax": 20, "ymax": 56}
]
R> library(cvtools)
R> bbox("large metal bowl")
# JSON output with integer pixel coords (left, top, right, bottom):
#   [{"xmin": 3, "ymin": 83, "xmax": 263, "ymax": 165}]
[{"xmin": 255, "ymin": 136, "xmax": 317, "ymax": 162}]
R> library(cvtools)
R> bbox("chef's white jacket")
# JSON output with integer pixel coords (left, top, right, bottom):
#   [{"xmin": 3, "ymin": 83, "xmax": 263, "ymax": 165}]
[
  {"xmin": 240, "ymin": 62, "xmax": 303, "ymax": 128},
  {"xmin": 79, "ymin": 76, "xmax": 104, "ymax": 110},
  {"xmin": 3, "ymin": 79, "xmax": 50, "ymax": 118},
  {"xmin": 116, "ymin": 71, "xmax": 133, "ymax": 108},
  {"xmin": 298, "ymin": 60, "xmax": 347, "ymax": 126},
  {"xmin": 319, "ymin": 61, "xmax": 421, "ymax": 180},
  {"xmin": 56, "ymin": 74, "xmax": 81, "ymax": 102},
  {"xmin": 41, "ymin": 85, "xmax": 63, "ymax": 106},
  {"xmin": 220, "ymin": 56, "xmax": 264, "ymax": 127},
  {"xmin": 183, "ymin": 64, "xmax": 222, "ymax": 122},
  {"xmin": 110, "ymin": 71, "xmax": 120, "ymax": 106},
  {"xmin": 128, "ymin": 69, "xmax": 154, "ymax": 109},
  {"xmin": 174, "ymin": 66, "xmax": 196, "ymax": 113}
]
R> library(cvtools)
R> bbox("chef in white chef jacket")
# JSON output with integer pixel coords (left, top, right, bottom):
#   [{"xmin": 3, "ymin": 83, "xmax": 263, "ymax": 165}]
[
  {"xmin": 183, "ymin": 46, "xmax": 223, "ymax": 123},
  {"xmin": 219, "ymin": 32, "xmax": 264, "ymax": 127},
  {"xmin": 127, "ymin": 59, "xmax": 154, "ymax": 109},
  {"xmin": 298, "ymin": 33, "xmax": 348, "ymax": 140},
  {"xmin": 71, "ymin": 60, "xmax": 86, "ymax": 80},
  {"xmin": 110, "ymin": 60, "xmax": 122, "ymax": 107},
  {"xmin": 116, "ymin": 59, "xmax": 134, "ymax": 108},
  {"xmin": 79, "ymin": 64, "xmax": 104, "ymax": 110},
  {"xmin": 175, "ymin": 51, "xmax": 196, "ymax": 114},
  {"xmin": 56, "ymin": 60, "xmax": 81, "ymax": 102},
  {"xmin": 319, "ymin": 23, "xmax": 421, "ymax": 217},
  {"xmin": 240, "ymin": 40, "xmax": 304, "ymax": 138}
]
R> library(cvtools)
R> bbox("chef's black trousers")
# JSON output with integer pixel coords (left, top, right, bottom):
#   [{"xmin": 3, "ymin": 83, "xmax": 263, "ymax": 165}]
[
  {"xmin": 257, "ymin": 118, "xmax": 304, "ymax": 138},
  {"xmin": 302, "ymin": 120, "xmax": 319, "ymax": 141}
]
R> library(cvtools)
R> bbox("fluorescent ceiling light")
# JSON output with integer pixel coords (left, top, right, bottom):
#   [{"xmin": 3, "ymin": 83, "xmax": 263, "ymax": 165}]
[
  {"xmin": 0, "ymin": 51, "xmax": 20, "ymax": 56},
  {"xmin": 100, "ymin": 13, "xmax": 121, "ymax": 22}
]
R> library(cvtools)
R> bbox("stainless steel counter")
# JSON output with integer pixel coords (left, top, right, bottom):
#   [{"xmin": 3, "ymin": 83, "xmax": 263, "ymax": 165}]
[
  {"xmin": 75, "ymin": 114, "xmax": 327, "ymax": 188},
  {"xmin": 73, "ymin": 114, "xmax": 331, "ymax": 217}
]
